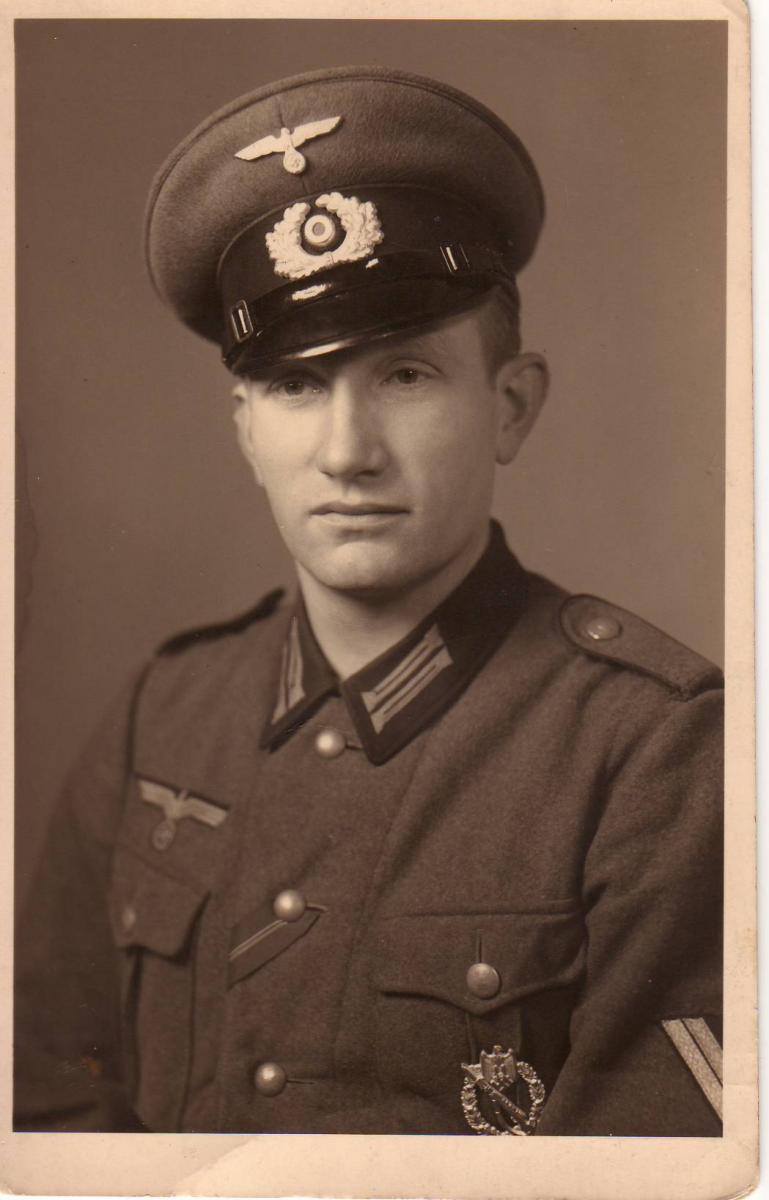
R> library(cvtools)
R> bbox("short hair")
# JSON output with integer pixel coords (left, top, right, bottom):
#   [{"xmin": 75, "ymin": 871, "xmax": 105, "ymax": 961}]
[{"xmin": 474, "ymin": 284, "xmax": 522, "ymax": 378}]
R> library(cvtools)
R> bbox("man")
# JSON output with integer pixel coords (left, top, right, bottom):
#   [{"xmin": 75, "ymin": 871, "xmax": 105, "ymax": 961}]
[{"xmin": 14, "ymin": 65, "xmax": 723, "ymax": 1137}]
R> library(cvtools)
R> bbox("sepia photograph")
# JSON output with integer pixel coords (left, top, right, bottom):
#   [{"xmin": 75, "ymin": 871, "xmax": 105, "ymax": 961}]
[{"xmin": 8, "ymin": 7, "xmax": 755, "ymax": 1197}]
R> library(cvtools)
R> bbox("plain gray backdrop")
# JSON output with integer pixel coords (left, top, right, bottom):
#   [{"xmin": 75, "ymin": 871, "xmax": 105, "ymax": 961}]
[{"xmin": 16, "ymin": 19, "xmax": 726, "ymax": 896}]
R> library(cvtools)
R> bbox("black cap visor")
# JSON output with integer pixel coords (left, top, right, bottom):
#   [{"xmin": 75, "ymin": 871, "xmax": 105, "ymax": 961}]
[{"xmin": 227, "ymin": 273, "xmax": 512, "ymax": 374}]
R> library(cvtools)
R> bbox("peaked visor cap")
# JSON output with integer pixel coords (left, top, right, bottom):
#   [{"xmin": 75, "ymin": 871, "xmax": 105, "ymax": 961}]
[{"xmin": 145, "ymin": 65, "xmax": 545, "ymax": 372}]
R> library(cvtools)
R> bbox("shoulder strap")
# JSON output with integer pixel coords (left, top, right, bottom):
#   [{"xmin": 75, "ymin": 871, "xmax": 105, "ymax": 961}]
[
  {"xmin": 559, "ymin": 595, "xmax": 722, "ymax": 698},
  {"xmin": 157, "ymin": 588, "xmax": 285, "ymax": 656}
]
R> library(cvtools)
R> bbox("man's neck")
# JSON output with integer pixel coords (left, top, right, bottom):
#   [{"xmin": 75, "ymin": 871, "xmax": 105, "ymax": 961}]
[{"xmin": 297, "ymin": 528, "xmax": 490, "ymax": 680}]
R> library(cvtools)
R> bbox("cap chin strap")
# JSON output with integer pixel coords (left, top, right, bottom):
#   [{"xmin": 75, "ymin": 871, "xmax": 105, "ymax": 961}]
[{"xmin": 222, "ymin": 243, "xmax": 515, "ymax": 368}]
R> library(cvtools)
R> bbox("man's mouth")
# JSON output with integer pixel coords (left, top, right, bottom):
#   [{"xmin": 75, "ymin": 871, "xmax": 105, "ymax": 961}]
[
  {"xmin": 312, "ymin": 502, "xmax": 406, "ymax": 516},
  {"xmin": 311, "ymin": 502, "xmax": 408, "ymax": 527}
]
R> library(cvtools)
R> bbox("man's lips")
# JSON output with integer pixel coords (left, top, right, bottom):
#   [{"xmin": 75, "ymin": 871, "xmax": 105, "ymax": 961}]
[
  {"xmin": 311, "ymin": 502, "xmax": 407, "ymax": 516},
  {"xmin": 310, "ymin": 503, "xmax": 409, "ymax": 529}
]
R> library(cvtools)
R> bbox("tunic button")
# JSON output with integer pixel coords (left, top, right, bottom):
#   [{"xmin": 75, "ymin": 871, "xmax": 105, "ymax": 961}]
[
  {"xmin": 121, "ymin": 904, "xmax": 137, "ymax": 934},
  {"xmin": 314, "ymin": 727, "xmax": 347, "ymax": 759},
  {"xmin": 254, "ymin": 1061, "xmax": 287, "ymax": 1096},
  {"xmin": 151, "ymin": 818, "xmax": 176, "ymax": 852},
  {"xmin": 273, "ymin": 889, "xmax": 307, "ymax": 922},
  {"xmin": 466, "ymin": 961, "xmax": 501, "ymax": 999},
  {"xmin": 583, "ymin": 614, "xmax": 621, "ymax": 641}
]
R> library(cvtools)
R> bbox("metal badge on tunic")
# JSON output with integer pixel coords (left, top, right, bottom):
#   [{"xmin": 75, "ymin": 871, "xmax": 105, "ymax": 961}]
[
  {"xmin": 266, "ymin": 192, "xmax": 383, "ymax": 280},
  {"xmin": 234, "ymin": 116, "xmax": 342, "ymax": 174},
  {"xmin": 461, "ymin": 1045, "xmax": 546, "ymax": 1136}
]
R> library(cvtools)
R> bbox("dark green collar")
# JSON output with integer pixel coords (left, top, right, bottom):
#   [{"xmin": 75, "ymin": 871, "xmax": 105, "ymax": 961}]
[{"xmin": 261, "ymin": 521, "xmax": 529, "ymax": 764}]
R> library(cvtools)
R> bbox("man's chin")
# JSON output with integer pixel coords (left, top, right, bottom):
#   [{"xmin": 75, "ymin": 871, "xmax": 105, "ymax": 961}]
[{"xmin": 299, "ymin": 543, "xmax": 417, "ymax": 597}]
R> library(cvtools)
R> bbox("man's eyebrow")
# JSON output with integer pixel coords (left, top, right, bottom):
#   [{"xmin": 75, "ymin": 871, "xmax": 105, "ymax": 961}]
[
  {"xmin": 374, "ymin": 331, "xmax": 458, "ymax": 361},
  {"xmin": 247, "ymin": 359, "xmax": 325, "ymax": 383}
]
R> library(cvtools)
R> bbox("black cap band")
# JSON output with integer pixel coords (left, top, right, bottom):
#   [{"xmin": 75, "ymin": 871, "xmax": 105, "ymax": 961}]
[{"xmin": 222, "ymin": 243, "xmax": 514, "ymax": 368}]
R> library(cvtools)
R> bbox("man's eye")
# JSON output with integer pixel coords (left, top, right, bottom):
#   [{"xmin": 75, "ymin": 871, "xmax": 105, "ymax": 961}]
[
  {"xmin": 270, "ymin": 377, "xmax": 320, "ymax": 399},
  {"xmin": 387, "ymin": 367, "xmax": 427, "ymax": 386}
]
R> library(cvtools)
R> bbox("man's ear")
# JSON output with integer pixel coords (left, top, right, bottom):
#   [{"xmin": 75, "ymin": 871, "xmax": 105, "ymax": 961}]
[
  {"xmin": 494, "ymin": 353, "xmax": 549, "ymax": 466},
  {"xmin": 232, "ymin": 382, "xmax": 264, "ymax": 487}
]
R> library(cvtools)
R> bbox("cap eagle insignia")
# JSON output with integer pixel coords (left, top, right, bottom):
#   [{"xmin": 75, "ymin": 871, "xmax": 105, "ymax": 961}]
[{"xmin": 235, "ymin": 116, "xmax": 342, "ymax": 174}]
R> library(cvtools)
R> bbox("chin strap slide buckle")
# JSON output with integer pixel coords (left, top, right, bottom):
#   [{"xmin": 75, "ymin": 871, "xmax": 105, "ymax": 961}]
[
  {"xmin": 440, "ymin": 244, "xmax": 472, "ymax": 274},
  {"xmin": 230, "ymin": 299, "xmax": 254, "ymax": 343}
]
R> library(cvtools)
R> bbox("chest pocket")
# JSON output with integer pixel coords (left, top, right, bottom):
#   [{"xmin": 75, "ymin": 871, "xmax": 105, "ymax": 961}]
[
  {"xmin": 107, "ymin": 774, "xmax": 230, "ymax": 1131},
  {"xmin": 373, "ymin": 908, "xmax": 586, "ymax": 1108}
]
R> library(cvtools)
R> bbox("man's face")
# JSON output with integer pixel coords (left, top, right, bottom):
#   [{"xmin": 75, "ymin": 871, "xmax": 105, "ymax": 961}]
[{"xmin": 233, "ymin": 304, "xmax": 541, "ymax": 599}]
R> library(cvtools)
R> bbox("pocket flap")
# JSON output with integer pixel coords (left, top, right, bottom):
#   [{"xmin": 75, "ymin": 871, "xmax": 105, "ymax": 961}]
[
  {"xmin": 374, "ymin": 908, "xmax": 585, "ymax": 1016},
  {"xmin": 108, "ymin": 848, "xmax": 207, "ymax": 956}
]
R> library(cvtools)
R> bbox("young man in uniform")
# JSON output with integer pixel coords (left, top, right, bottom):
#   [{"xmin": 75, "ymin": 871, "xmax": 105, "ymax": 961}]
[{"xmin": 14, "ymin": 66, "xmax": 723, "ymax": 1137}]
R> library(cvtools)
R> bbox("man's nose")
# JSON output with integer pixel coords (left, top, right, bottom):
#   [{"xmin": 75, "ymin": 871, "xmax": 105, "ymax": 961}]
[{"xmin": 314, "ymin": 386, "xmax": 389, "ymax": 480}]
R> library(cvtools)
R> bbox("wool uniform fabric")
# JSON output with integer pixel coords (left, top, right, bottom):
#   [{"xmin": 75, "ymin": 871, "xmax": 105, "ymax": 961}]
[{"xmin": 14, "ymin": 527, "xmax": 723, "ymax": 1135}]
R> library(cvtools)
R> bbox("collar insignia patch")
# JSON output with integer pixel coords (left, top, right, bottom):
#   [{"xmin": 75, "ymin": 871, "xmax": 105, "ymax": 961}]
[
  {"xmin": 271, "ymin": 616, "xmax": 306, "ymax": 724},
  {"xmin": 234, "ymin": 116, "xmax": 342, "ymax": 174},
  {"xmin": 261, "ymin": 522, "xmax": 530, "ymax": 764},
  {"xmin": 461, "ymin": 1045, "xmax": 546, "ymax": 1136},
  {"xmin": 360, "ymin": 624, "xmax": 453, "ymax": 734}
]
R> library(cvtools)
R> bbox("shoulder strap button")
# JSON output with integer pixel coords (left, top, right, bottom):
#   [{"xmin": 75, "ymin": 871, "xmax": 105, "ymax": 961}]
[{"xmin": 583, "ymin": 614, "xmax": 621, "ymax": 642}]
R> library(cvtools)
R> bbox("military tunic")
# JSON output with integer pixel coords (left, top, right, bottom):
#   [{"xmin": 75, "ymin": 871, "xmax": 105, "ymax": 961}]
[{"xmin": 14, "ymin": 524, "xmax": 723, "ymax": 1135}]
